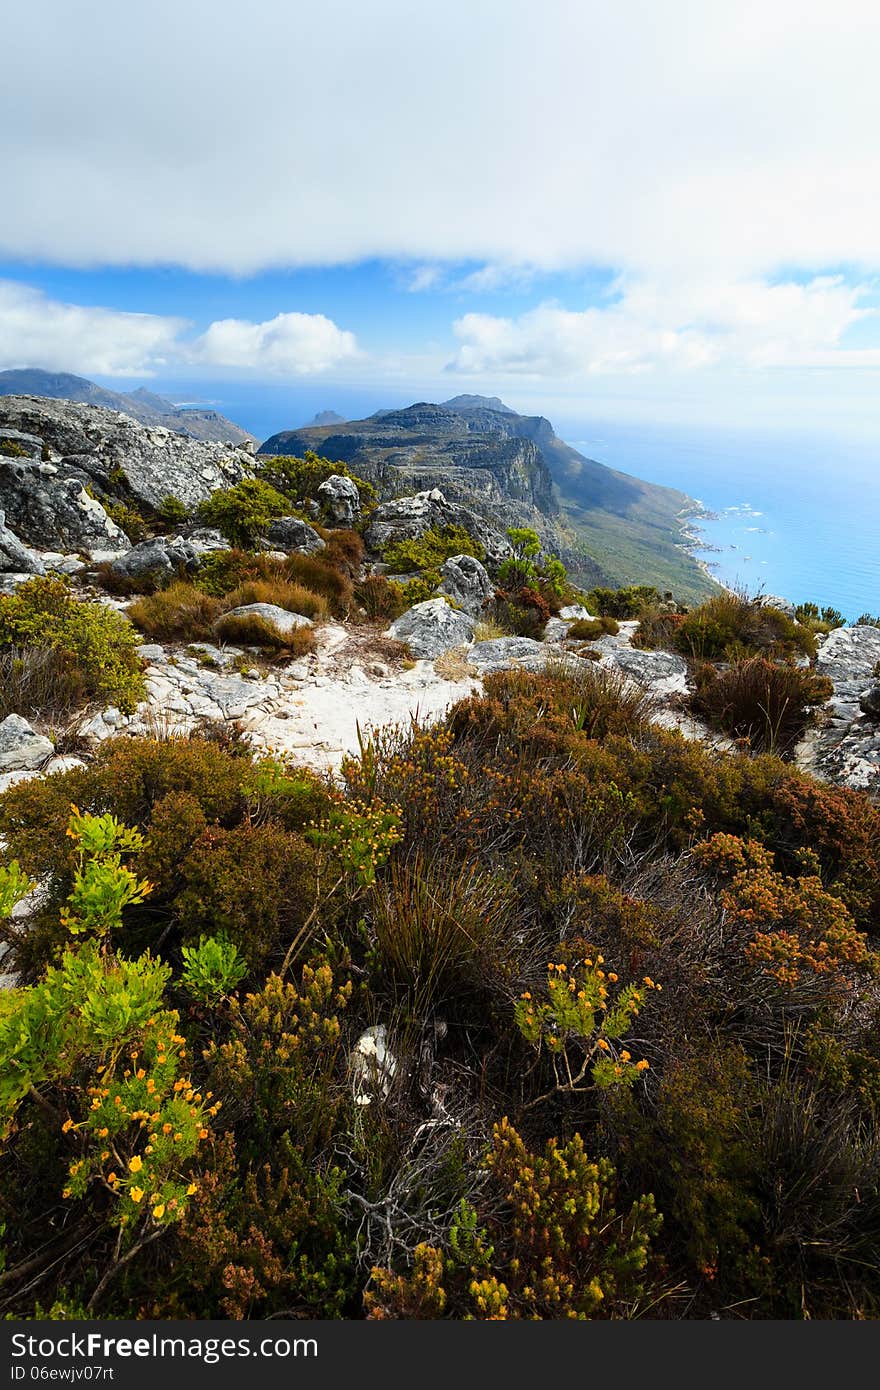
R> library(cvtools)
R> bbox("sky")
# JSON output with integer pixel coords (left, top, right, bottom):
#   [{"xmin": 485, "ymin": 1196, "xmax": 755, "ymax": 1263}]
[{"xmin": 4, "ymin": 0, "xmax": 880, "ymax": 440}]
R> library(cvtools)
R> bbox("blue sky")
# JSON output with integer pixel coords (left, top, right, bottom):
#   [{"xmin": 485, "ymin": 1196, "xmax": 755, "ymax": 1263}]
[{"xmin": 4, "ymin": 1, "xmax": 880, "ymax": 443}]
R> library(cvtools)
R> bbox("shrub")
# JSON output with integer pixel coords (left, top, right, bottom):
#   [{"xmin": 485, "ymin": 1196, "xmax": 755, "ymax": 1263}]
[
  {"xmin": 322, "ymin": 529, "xmax": 366, "ymax": 577},
  {"xmin": 128, "ymin": 583, "xmax": 222, "ymax": 641},
  {"xmin": 213, "ymin": 611, "xmax": 317, "ymax": 655},
  {"xmin": 256, "ymin": 451, "xmax": 376, "ymax": 509},
  {"xmin": 180, "ymin": 935, "xmax": 248, "ymax": 1004},
  {"xmin": 104, "ymin": 500, "xmax": 149, "ymax": 543},
  {"xmin": 221, "ymin": 579, "xmax": 327, "ymax": 622},
  {"xmin": 354, "ymin": 575, "xmax": 406, "ymax": 622},
  {"xmin": 586, "ymin": 585, "xmax": 660, "ymax": 619},
  {"xmin": 366, "ymin": 1121, "xmax": 661, "ymax": 1319},
  {"xmin": 175, "ymin": 822, "xmax": 320, "ymax": 970},
  {"xmin": 497, "ymin": 527, "xmax": 566, "ymax": 598},
  {"xmin": 0, "ymin": 576, "xmax": 144, "ymax": 713},
  {"xmin": 795, "ymin": 601, "xmax": 844, "ymax": 633},
  {"xmin": 568, "ymin": 616, "xmax": 619, "ymax": 641},
  {"xmin": 383, "ymin": 524, "xmax": 485, "ymax": 574},
  {"xmin": 154, "ymin": 494, "xmax": 189, "ymax": 530},
  {"xmin": 676, "ymin": 591, "xmax": 816, "ymax": 661},
  {"xmin": 0, "ymin": 645, "xmax": 85, "ymax": 721},
  {"xmin": 197, "ymin": 479, "xmax": 290, "ymax": 548},
  {"xmin": 691, "ymin": 657, "xmax": 833, "ymax": 753}
]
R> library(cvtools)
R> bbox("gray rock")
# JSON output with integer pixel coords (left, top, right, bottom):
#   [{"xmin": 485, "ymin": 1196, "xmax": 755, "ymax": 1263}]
[
  {"xmin": 317, "ymin": 474, "xmax": 361, "ymax": 527},
  {"xmin": 365, "ymin": 488, "xmax": 511, "ymax": 566},
  {"xmin": 0, "ymin": 395, "xmax": 255, "ymax": 512},
  {"xmin": 758, "ymin": 593, "xmax": 797, "ymax": 618},
  {"xmin": 437, "ymin": 553, "xmax": 494, "ymax": 617},
  {"xmin": 0, "ymin": 428, "xmax": 42, "ymax": 460},
  {"xmin": 0, "ymin": 510, "xmax": 44, "ymax": 575},
  {"xmin": 265, "ymin": 516, "xmax": 326, "ymax": 554},
  {"xmin": 216, "ymin": 603, "xmax": 313, "ymax": 639},
  {"xmin": 468, "ymin": 636, "xmax": 548, "ymax": 672},
  {"xmin": 0, "ymin": 714, "xmax": 53, "ymax": 772},
  {"xmin": 559, "ymin": 604, "xmax": 595, "ymax": 621},
  {"xmin": 387, "ymin": 598, "xmax": 475, "ymax": 657},
  {"xmin": 859, "ymin": 684, "xmax": 880, "ymax": 721},
  {"xmin": 602, "ymin": 645, "xmax": 690, "ymax": 695},
  {"xmin": 0, "ymin": 459, "xmax": 127, "ymax": 554},
  {"xmin": 349, "ymin": 1024, "xmax": 397, "ymax": 1106}
]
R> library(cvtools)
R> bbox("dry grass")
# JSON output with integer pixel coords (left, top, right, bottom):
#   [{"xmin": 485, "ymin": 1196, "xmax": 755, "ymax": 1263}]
[
  {"xmin": 434, "ymin": 646, "xmax": 477, "ymax": 681},
  {"xmin": 691, "ymin": 656, "xmax": 833, "ymax": 754},
  {"xmin": 473, "ymin": 618, "xmax": 507, "ymax": 641},
  {"xmin": 213, "ymin": 611, "xmax": 317, "ymax": 655},
  {"xmin": 0, "ymin": 646, "xmax": 85, "ymax": 722},
  {"xmin": 128, "ymin": 583, "xmax": 222, "ymax": 640},
  {"xmin": 222, "ymin": 579, "xmax": 328, "ymax": 622}
]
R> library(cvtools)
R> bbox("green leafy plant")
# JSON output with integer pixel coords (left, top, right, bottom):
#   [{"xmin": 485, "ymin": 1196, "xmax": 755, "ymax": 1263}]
[
  {"xmin": 197, "ymin": 479, "xmax": 290, "ymax": 548},
  {"xmin": 181, "ymin": 935, "xmax": 247, "ymax": 1003}
]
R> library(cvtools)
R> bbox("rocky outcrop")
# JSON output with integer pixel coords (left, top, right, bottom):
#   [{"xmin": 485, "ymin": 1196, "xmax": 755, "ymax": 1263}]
[
  {"xmin": 0, "ymin": 458, "xmax": 127, "ymax": 554},
  {"xmin": 0, "ymin": 715, "xmax": 53, "ymax": 772},
  {"xmin": 317, "ymin": 475, "xmax": 360, "ymax": 527},
  {"xmin": 109, "ymin": 532, "xmax": 226, "ymax": 584},
  {"xmin": 0, "ymin": 395, "xmax": 254, "ymax": 513},
  {"xmin": 387, "ymin": 598, "xmax": 475, "ymax": 657},
  {"xmin": 437, "ymin": 554, "xmax": 494, "ymax": 617},
  {"xmin": 366, "ymin": 489, "xmax": 511, "ymax": 566},
  {"xmin": 795, "ymin": 624, "xmax": 880, "ymax": 791},
  {"xmin": 468, "ymin": 636, "xmax": 549, "ymax": 672}
]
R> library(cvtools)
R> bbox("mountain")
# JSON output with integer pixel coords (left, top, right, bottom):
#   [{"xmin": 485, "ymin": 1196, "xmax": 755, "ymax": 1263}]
[
  {"xmin": 308, "ymin": 409, "xmax": 348, "ymax": 426},
  {"xmin": 0, "ymin": 369, "xmax": 255, "ymax": 446},
  {"xmin": 261, "ymin": 394, "xmax": 712, "ymax": 599}
]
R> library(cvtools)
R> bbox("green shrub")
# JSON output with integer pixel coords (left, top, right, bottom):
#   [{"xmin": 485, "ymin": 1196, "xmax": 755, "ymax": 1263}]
[
  {"xmin": 256, "ymin": 450, "xmax": 376, "ymax": 509},
  {"xmin": 0, "ymin": 576, "xmax": 144, "ymax": 713},
  {"xmin": 795, "ymin": 601, "xmax": 844, "ymax": 633},
  {"xmin": 497, "ymin": 527, "xmax": 566, "ymax": 599},
  {"xmin": 691, "ymin": 657, "xmax": 833, "ymax": 753},
  {"xmin": 155, "ymin": 494, "xmax": 189, "ymax": 529},
  {"xmin": 181, "ymin": 935, "xmax": 248, "ymax": 1003},
  {"xmin": 568, "ymin": 615, "xmax": 619, "ymax": 641},
  {"xmin": 586, "ymin": 585, "xmax": 660, "ymax": 619},
  {"xmin": 104, "ymin": 500, "xmax": 149, "ymax": 543},
  {"xmin": 676, "ymin": 591, "xmax": 816, "ymax": 661},
  {"xmin": 197, "ymin": 479, "xmax": 290, "ymax": 548},
  {"xmin": 384, "ymin": 524, "xmax": 485, "ymax": 574}
]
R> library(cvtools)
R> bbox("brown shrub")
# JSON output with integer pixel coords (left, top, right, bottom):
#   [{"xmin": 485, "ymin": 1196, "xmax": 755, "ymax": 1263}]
[
  {"xmin": 128, "ymin": 583, "xmax": 221, "ymax": 640},
  {"xmin": 691, "ymin": 657, "xmax": 832, "ymax": 754},
  {"xmin": 213, "ymin": 611, "xmax": 317, "ymax": 655}
]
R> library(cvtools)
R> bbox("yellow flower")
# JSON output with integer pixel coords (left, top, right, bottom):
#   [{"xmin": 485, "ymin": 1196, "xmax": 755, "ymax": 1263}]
[
  {"xmin": 152, "ymin": 1203, "xmax": 165, "ymax": 1220},
  {"xmin": 130, "ymin": 1186, "xmax": 144, "ymax": 1204},
  {"xmin": 186, "ymin": 1182, "xmax": 197, "ymax": 1196},
  {"xmin": 128, "ymin": 1155, "xmax": 143, "ymax": 1173}
]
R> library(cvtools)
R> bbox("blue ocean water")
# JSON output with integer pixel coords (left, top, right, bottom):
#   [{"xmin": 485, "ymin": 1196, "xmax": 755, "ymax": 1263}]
[{"xmin": 569, "ymin": 420, "xmax": 879, "ymax": 621}]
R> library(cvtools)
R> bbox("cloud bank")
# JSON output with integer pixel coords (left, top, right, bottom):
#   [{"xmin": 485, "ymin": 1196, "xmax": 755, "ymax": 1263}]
[
  {"xmin": 0, "ymin": 283, "xmax": 359, "ymax": 378},
  {"xmin": 4, "ymin": 0, "xmax": 880, "ymax": 277}
]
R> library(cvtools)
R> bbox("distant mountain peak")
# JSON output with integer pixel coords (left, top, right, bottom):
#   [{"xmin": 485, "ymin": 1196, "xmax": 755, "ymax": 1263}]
[
  {"xmin": 443, "ymin": 394, "xmax": 515, "ymax": 415},
  {"xmin": 308, "ymin": 409, "xmax": 347, "ymax": 427}
]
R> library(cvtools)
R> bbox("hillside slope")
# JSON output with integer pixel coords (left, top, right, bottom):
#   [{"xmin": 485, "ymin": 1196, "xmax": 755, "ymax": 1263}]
[{"xmin": 0, "ymin": 369, "xmax": 255, "ymax": 446}]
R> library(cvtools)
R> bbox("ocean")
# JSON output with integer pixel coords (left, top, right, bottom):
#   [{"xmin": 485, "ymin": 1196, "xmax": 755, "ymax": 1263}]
[{"xmin": 569, "ymin": 420, "xmax": 879, "ymax": 622}]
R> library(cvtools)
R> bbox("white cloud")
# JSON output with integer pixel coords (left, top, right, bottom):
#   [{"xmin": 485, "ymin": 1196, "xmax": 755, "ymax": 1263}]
[
  {"xmin": 4, "ymin": 1, "xmax": 880, "ymax": 278},
  {"xmin": 192, "ymin": 312, "xmax": 359, "ymax": 374},
  {"xmin": 0, "ymin": 281, "xmax": 184, "ymax": 377},
  {"xmin": 0, "ymin": 282, "xmax": 359, "ymax": 378},
  {"xmin": 450, "ymin": 275, "xmax": 878, "ymax": 376}
]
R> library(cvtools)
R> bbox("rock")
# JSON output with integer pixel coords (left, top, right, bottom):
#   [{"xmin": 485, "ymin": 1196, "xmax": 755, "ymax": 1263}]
[
  {"xmin": 0, "ymin": 395, "xmax": 255, "ymax": 512},
  {"xmin": 110, "ymin": 533, "xmax": 216, "ymax": 583},
  {"xmin": 137, "ymin": 643, "xmax": 166, "ymax": 662},
  {"xmin": 0, "ymin": 459, "xmax": 127, "ymax": 554},
  {"xmin": 859, "ymin": 683, "xmax": 880, "ymax": 721},
  {"xmin": 601, "ymin": 645, "xmax": 690, "ymax": 696},
  {"xmin": 387, "ymin": 598, "xmax": 475, "ymax": 657},
  {"xmin": 317, "ymin": 474, "xmax": 361, "ymax": 527},
  {"xmin": 437, "ymin": 553, "xmax": 494, "ymax": 617},
  {"xmin": 0, "ymin": 714, "xmax": 53, "ymax": 771},
  {"xmin": 559, "ymin": 603, "xmax": 595, "ymax": 621},
  {"xmin": 758, "ymin": 593, "xmax": 797, "ymax": 618},
  {"xmin": 0, "ymin": 510, "xmax": 44, "ymax": 575},
  {"xmin": 468, "ymin": 636, "xmax": 548, "ymax": 671},
  {"xmin": 216, "ymin": 603, "xmax": 313, "ymax": 639},
  {"xmin": 0, "ymin": 427, "xmax": 42, "ymax": 460},
  {"xmin": 349, "ymin": 1024, "xmax": 397, "ymax": 1106},
  {"xmin": 365, "ymin": 488, "xmax": 511, "ymax": 566},
  {"xmin": 265, "ymin": 516, "xmax": 326, "ymax": 554}
]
